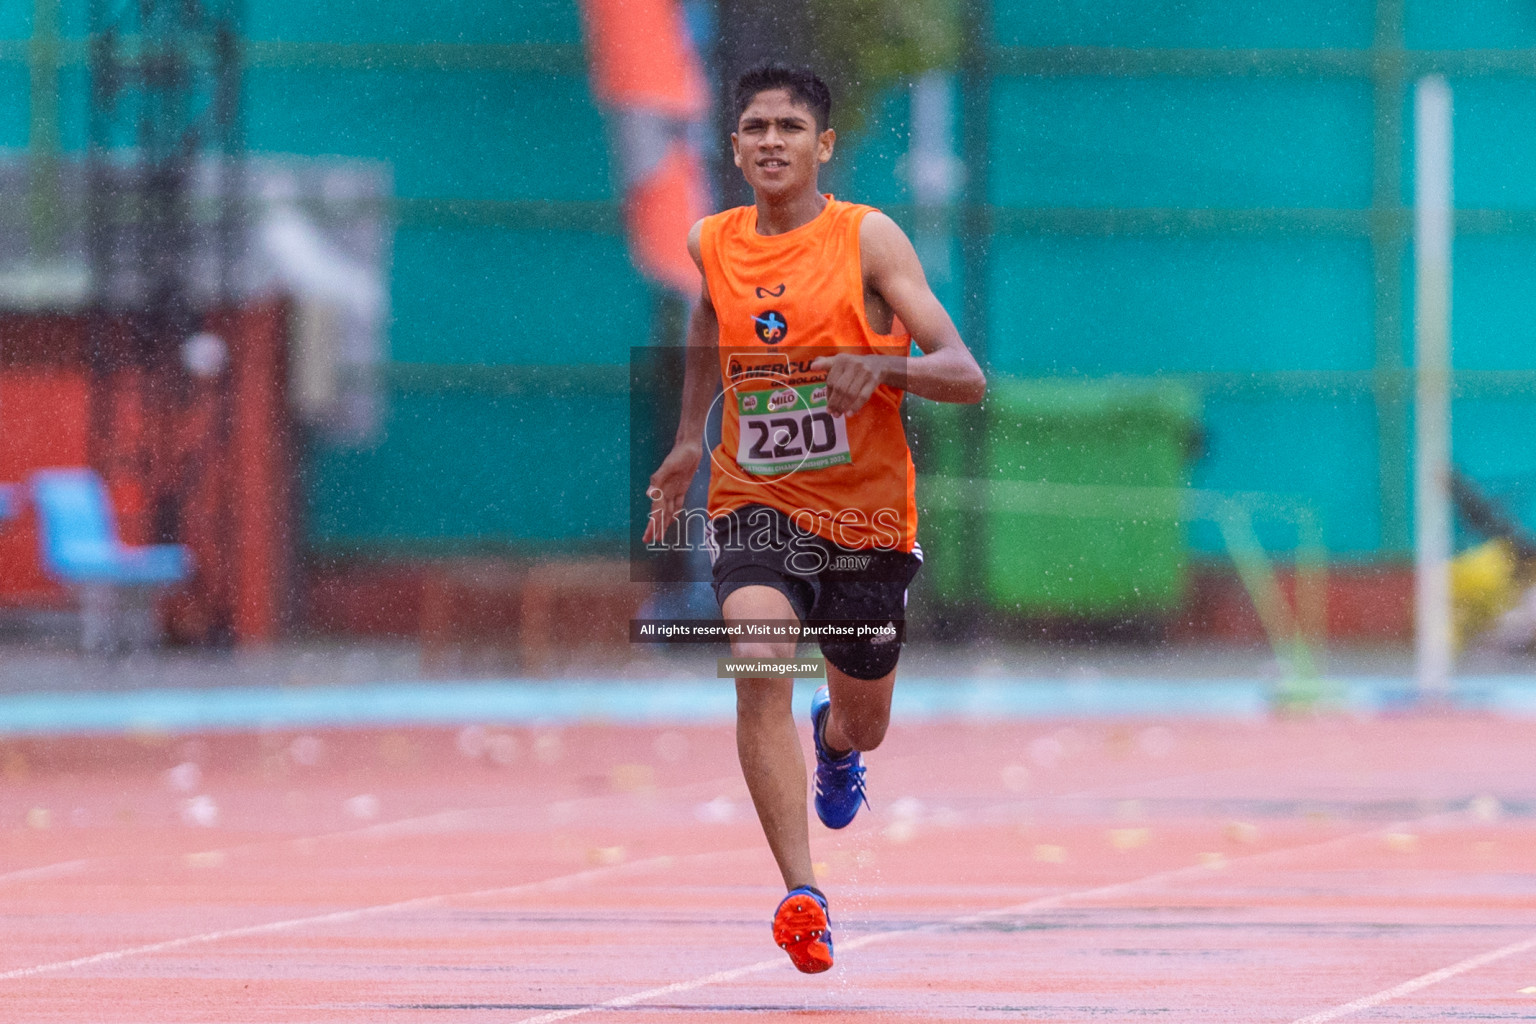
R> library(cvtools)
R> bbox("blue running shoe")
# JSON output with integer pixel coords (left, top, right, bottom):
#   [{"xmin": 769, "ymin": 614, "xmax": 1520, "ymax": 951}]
[
  {"xmin": 772, "ymin": 885, "xmax": 833, "ymax": 973},
  {"xmin": 810, "ymin": 686, "xmax": 868, "ymax": 829}
]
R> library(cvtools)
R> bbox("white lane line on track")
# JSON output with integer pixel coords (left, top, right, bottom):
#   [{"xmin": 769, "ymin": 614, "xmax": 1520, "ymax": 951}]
[
  {"xmin": 0, "ymin": 768, "xmax": 745, "ymax": 890},
  {"xmin": 1288, "ymin": 935, "xmax": 1536, "ymax": 1024},
  {"xmin": 0, "ymin": 846, "xmax": 759, "ymax": 982},
  {"xmin": 0, "ymin": 859, "xmax": 91, "ymax": 886},
  {"xmin": 508, "ymin": 861, "xmax": 1231, "ymax": 1024},
  {"xmin": 510, "ymin": 815, "xmax": 1454, "ymax": 1024}
]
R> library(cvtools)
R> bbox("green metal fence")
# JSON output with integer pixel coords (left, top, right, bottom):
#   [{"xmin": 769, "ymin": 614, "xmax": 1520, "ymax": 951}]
[
  {"xmin": 969, "ymin": 0, "xmax": 1536, "ymax": 560},
  {"xmin": 7, "ymin": 0, "xmax": 1536, "ymax": 563}
]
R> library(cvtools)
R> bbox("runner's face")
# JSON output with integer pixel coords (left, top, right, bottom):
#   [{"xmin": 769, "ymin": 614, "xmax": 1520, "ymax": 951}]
[{"xmin": 732, "ymin": 89, "xmax": 834, "ymax": 199}]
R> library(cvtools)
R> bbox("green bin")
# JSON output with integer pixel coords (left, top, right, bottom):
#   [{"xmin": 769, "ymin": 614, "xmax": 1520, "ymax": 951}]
[{"xmin": 911, "ymin": 380, "xmax": 1200, "ymax": 617}]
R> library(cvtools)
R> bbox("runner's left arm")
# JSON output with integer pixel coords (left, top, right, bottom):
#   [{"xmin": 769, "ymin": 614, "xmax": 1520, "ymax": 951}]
[
  {"xmin": 643, "ymin": 220, "xmax": 718, "ymax": 543},
  {"xmin": 810, "ymin": 212, "xmax": 985, "ymax": 416}
]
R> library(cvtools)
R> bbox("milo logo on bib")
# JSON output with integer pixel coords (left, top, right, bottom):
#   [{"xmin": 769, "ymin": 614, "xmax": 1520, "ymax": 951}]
[{"xmin": 735, "ymin": 382, "xmax": 851, "ymax": 476}]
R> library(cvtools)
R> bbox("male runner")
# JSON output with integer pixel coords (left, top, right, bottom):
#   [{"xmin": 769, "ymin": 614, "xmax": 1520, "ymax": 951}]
[{"xmin": 643, "ymin": 64, "xmax": 985, "ymax": 973}]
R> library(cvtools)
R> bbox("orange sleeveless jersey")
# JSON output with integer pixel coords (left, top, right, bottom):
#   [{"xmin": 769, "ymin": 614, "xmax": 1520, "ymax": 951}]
[{"xmin": 700, "ymin": 197, "xmax": 917, "ymax": 552}]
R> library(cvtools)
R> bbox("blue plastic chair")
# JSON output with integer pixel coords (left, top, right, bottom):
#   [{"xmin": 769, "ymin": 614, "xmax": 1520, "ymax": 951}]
[{"xmin": 30, "ymin": 468, "xmax": 192, "ymax": 650}]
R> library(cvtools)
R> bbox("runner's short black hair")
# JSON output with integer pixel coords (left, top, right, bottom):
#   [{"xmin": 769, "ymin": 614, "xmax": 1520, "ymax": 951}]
[{"xmin": 733, "ymin": 63, "xmax": 832, "ymax": 131}]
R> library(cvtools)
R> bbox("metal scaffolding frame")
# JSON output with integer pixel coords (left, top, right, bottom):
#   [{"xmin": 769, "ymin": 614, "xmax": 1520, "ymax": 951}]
[{"xmin": 86, "ymin": 0, "xmax": 243, "ymax": 640}]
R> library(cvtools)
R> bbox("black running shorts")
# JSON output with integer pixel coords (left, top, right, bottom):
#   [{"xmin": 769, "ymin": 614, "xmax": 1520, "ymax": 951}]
[{"xmin": 708, "ymin": 504, "xmax": 923, "ymax": 680}]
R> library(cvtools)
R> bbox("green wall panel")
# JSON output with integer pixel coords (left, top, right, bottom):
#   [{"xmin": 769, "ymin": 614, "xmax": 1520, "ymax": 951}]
[
  {"xmin": 1191, "ymin": 396, "xmax": 1381, "ymax": 554},
  {"xmin": 993, "ymin": 0, "xmax": 1374, "ymax": 49},
  {"xmin": 0, "ymin": 66, "xmax": 28, "ymax": 148},
  {"xmin": 1443, "ymin": 237, "xmax": 1536, "ymax": 373},
  {"xmin": 13, "ymin": 0, "xmax": 1536, "ymax": 554},
  {"xmin": 988, "ymin": 237, "xmax": 1375, "ymax": 375},
  {"xmin": 1406, "ymin": 0, "xmax": 1536, "ymax": 49},
  {"xmin": 245, "ymin": 69, "xmax": 611, "ymax": 201},
  {"xmin": 307, "ymin": 389, "xmax": 629, "ymax": 545},
  {"xmin": 1400, "ymin": 236, "xmax": 1536, "ymax": 372},
  {"xmin": 1442, "ymin": 79, "xmax": 1536, "ymax": 211},
  {"xmin": 992, "ymin": 77, "xmax": 1374, "ymax": 209},
  {"xmin": 390, "ymin": 227, "xmax": 648, "ymax": 366},
  {"xmin": 1450, "ymin": 238, "xmax": 1536, "ymax": 371},
  {"xmin": 825, "ymin": 86, "xmax": 967, "ymax": 320},
  {"xmin": 54, "ymin": 67, "xmax": 88, "ymax": 153},
  {"xmin": 58, "ymin": 1, "xmax": 87, "ymax": 36},
  {"xmin": 248, "ymin": 0, "xmax": 582, "ymax": 44},
  {"xmin": 1455, "ymin": 399, "xmax": 1536, "ymax": 533},
  {"xmin": 828, "ymin": 87, "xmax": 911, "ymax": 208},
  {"xmin": 0, "ymin": 6, "xmax": 28, "ymax": 37}
]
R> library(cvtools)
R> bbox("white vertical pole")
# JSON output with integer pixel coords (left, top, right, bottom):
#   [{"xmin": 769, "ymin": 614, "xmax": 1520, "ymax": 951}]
[
  {"xmin": 908, "ymin": 70, "xmax": 960, "ymax": 283},
  {"xmin": 1414, "ymin": 75, "xmax": 1454, "ymax": 697}
]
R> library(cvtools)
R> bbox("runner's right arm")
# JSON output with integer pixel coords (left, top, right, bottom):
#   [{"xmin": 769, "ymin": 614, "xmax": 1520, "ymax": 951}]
[{"xmin": 643, "ymin": 219, "xmax": 717, "ymax": 544}]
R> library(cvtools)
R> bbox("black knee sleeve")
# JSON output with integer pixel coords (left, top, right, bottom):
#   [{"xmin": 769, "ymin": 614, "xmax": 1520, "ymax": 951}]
[{"xmin": 819, "ymin": 637, "xmax": 903, "ymax": 680}]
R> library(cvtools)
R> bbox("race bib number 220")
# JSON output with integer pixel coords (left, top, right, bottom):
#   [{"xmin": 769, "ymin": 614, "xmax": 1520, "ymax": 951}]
[{"xmin": 735, "ymin": 383, "xmax": 851, "ymax": 476}]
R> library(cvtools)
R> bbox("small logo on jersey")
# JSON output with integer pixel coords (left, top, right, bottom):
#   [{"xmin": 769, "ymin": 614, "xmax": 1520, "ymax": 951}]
[
  {"xmin": 727, "ymin": 353, "xmax": 790, "ymax": 381},
  {"xmin": 753, "ymin": 310, "xmax": 787, "ymax": 344},
  {"xmin": 767, "ymin": 388, "xmax": 798, "ymax": 412},
  {"xmin": 811, "ymin": 385, "xmax": 827, "ymax": 404},
  {"xmin": 741, "ymin": 394, "xmax": 758, "ymax": 412},
  {"xmin": 755, "ymin": 283, "xmax": 786, "ymax": 298}
]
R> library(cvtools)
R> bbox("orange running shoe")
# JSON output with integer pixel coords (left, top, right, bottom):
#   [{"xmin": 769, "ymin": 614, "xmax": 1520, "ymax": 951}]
[{"xmin": 772, "ymin": 886, "xmax": 834, "ymax": 973}]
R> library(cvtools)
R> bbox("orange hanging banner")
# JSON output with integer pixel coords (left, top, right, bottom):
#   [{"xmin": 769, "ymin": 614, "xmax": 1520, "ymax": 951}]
[
  {"xmin": 581, "ymin": 0, "xmax": 708, "ymax": 118},
  {"xmin": 579, "ymin": 0, "xmax": 710, "ymax": 295}
]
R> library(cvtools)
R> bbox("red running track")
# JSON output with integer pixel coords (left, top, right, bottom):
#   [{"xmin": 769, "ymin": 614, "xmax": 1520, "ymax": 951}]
[{"xmin": 3, "ymin": 713, "xmax": 1536, "ymax": 1021}]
